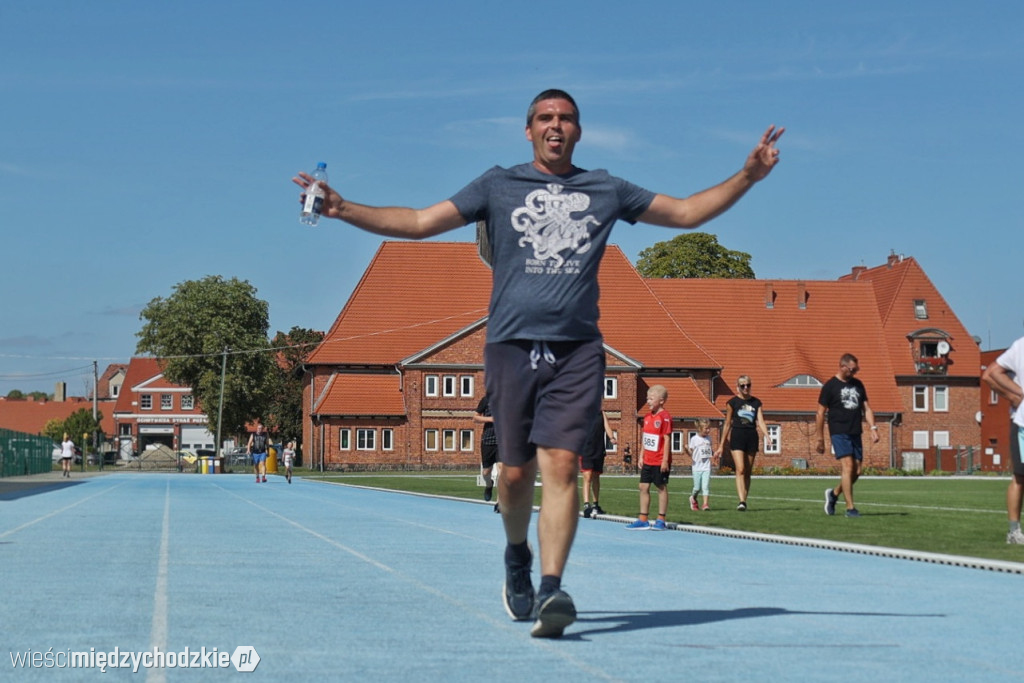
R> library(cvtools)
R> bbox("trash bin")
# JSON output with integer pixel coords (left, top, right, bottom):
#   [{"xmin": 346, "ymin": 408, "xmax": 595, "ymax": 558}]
[
  {"xmin": 213, "ymin": 457, "xmax": 221, "ymax": 474},
  {"xmin": 266, "ymin": 446, "xmax": 278, "ymax": 474}
]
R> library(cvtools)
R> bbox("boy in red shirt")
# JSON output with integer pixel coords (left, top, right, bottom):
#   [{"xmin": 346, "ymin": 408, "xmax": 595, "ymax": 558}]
[{"xmin": 626, "ymin": 385, "xmax": 673, "ymax": 530}]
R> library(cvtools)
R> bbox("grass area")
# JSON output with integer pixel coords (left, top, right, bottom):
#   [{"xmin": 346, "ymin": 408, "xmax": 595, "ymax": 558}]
[{"xmin": 300, "ymin": 471, "xmax": 1023, "ymax": 564}]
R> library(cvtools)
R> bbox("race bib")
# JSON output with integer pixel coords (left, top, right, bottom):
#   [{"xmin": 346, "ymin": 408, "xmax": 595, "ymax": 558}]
[{"xmin": 642, "ymin": 433, "xmax": 660, "ymax": 452}]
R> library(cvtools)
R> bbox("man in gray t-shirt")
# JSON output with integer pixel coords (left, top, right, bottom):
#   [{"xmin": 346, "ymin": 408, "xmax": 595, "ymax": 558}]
[{"xmin": 293, "ymin": 89, "xmax": 784, "ymax": 638}]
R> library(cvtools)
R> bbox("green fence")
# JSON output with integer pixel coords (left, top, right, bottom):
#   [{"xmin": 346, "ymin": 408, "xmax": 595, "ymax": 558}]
[{"xmin": 0, "ymin": 429, "xmax": 54, "ymax": 477}]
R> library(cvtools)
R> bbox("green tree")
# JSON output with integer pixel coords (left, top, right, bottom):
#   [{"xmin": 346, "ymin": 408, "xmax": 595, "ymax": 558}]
[
  {"xmin": 265, "ymin": 326, "xmax": 324, "ymax": 452},
  {"xmin": 6, "ymin": 389, "xmax": 24, "ymax": 399},
  {"xmin": 635, "ymin": 232, "xmax": 755, "ymax": 279},
  {"xmin": 135, "ymin": 276, "xmax": 276, "ymax": 442},
  {"xmin": 42, "ymin": 409, "xmax": 104, "ymax": 454}
]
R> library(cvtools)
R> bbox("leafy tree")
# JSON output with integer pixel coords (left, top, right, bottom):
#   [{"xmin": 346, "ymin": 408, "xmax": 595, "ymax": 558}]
[
  {"xmin": 6, "ymin": 389, "xmax": 24, "ymax": 399},
  {"xmin": 135, "ymin": 276, "xmax": 276, "ymax": 443},
  {"xmin": 635, "ymin": 232, "xmax": 755, "ymax": 279},
  {"xmin": 42, "ymin": 409, "xmax": 104, "ymax": 454},
  {"xmin": 265, "ymin": 326, "xmax": 324, "ymax": 453}
]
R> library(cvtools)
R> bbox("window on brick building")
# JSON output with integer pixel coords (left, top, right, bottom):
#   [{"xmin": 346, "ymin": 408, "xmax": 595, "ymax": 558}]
[
  {"xmin": 141, "ymin": 394, "xmax": 152, "ymax": 410},
  {"xmin": 339, "ymin": 428, "xmax": 351, "ymax": 451},
  {"xmin": 991, "ymin": 389, "xmax": 999, "ymax": 405},
  {"xmin": 604, "ymin": 377, "xmax": 617, "ymax": 399},
  {"xmin": 670, "ymin": 431, "xmax": 684, "ymax": 453},
  {"xmin": 161, "ymin": 394, "xmax": 173, "ymax": 410},
  {"xmin": 442, "ymin": 375, "xmax": 456, "ymax": 397},
  {"xmin": 460, "ymin": 429, "xmax": 474, "ymax": 452},
  {"xmin": 181, "ymin": 395, "xmax": 194, "ymax": 410},
  {"xmin": 606, "ymin": 430, "xmax": 618, "ymax": 453},
  {"xmin": 913, "ymin": 386, "xmax": 928, "ymax": 412},
  {"xmin": 933, "ymin": 386, "xmax": 948, "ymax": 412},
  {"xmin": 460, "ymin": 375, "xmax": 474, "ymax": 397},
  {"xmin": 442, "ymin": 429, "xmax": 456, "ymax": 451},
  {"xmin": 913, "ymin": 431, "xmax": 929, "ymax": 449},
  {"xmin": 914, "ymin": 299, "xmax": 928, "ymax": 319},
  {"xmin": 765, "ymin": 425, "xmax": 781, "ymax": 454},
  {"xmin": 357, "ymin": 429, "xmax": 376, "ymax": 451},
  {"xmin": 933, "ymin": 431, "xmax": 950, "ymax": 448},
  {"xmin": 424, "ymin": 429, "xmax": 438, "ymax": 451},
  {"xmin": 382, "ymin": 429, "xmax": 394, "ymax": 451},
  {"xmin": 425, "ymin": 375, "xmax": 439, "ymax": 397}
]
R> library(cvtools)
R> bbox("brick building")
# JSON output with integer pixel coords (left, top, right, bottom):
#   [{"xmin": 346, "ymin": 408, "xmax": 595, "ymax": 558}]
[
  {"xmin": 980, "ymin": 348, "xmax": 1012, "ymax": 472},
  {"xmin": 303, "ymin": 243, "xmax": 979, "ymax": 472}
]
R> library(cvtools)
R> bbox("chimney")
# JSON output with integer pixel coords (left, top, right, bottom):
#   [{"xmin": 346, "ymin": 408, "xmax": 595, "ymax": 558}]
[
  {"xmin": 55, "ymin": 381, "xmax": 66, "ymax": 402},
  {"xmin": 850, "ymin": 266, "xmax": 866, "ymax": 280},
  {"xmin": 764, "ymin": 282, "xmax": 775, "ymax": 309},
  {"xmin": 887, "ymin": 250, "xmax": 900, "ymax": 267},
  {"xmin": 797, "ymin": 281, "xmax": 808, "ymax": 310}
]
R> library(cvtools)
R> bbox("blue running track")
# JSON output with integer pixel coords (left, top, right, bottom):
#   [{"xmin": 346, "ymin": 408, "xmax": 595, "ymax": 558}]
[{"xmin": 1, "ymin": 473, "xmax": 1022, "ymax": 681}]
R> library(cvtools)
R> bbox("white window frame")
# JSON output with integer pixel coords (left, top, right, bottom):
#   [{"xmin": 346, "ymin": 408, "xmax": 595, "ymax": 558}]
[
  {"xmin": 460, "ymin": 375, "xmax": 474, "ymax": 397},
  {"xmin": 991, "ymin": 389, "xmax": 1000, "ymax": 405},
  {"xmin": 933, "ymin": 431, "xmax": 950, "ymax": 448},
  {"xmin": 442, "ymin": 375, "xmax": 457, "ymax": 397},
  {"xmin": 606, "ymin": 430, "xmax": 618, "ymax": 453},
  {"xmin": 913, "ymin": 431, "xmax": 930, "ymax": 449},
  {"xmin": 442, "ymin": 429, "xmax": 456, "ymax": 451},
  {"xmin": 382, "ymin": 428, "xmax": 394, "ymax": 451},
  {"xmin": 933, "ymin": 386, "xmax": 949, "ymax": 413},
  {"xmin": 425, "ymin": 375, "xmax": 439, "ymax": 397},
  {"xmin": 460, "ymin": 429, "xmax": 474, "ymax": 452},
  {"xmin": 424, "ymin": 429, "xmax": 438, "ymax": 451},
  {"xmin": 356, "ymin": 428, "xmax": 376, "ymax": 451},
  {"xmin": 180, "ymin": 395, "xmax": 194, "ymax": 410},
  {"xmin": 339, "ymin": 428, "xmax": 351, "ymax": 451},
  {"xmin": 140, "ymin": 394, "xmax": 152, "ymax": 410},
  {"xmin": 604, "ymin": 377, "xmax": 618, "ymax": 399},
  {"xmin": 161, "ymin": 394, "xmax": 173, "ymax": 411},
  {"xmin": 670, "ymin": 431, "xmax": 684, "ymax": 454},
  {"xmin": 765, "ymin": 424, "xmax": 781, "ymax": 454},
  {"xmin": 913, "ymin": 386, "xmax": 928, "ymax": 412}
]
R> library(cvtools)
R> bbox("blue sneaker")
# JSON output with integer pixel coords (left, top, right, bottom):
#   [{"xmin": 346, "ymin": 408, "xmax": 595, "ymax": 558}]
[
  {"xmin": 625, "ymin": 519, "xmax": 650, "ymax": 530},
  {"xmin": 502, "ymin": 548, "xmax": 535, "ymax": 621},
  {"xmin": 845, "ymin": 508, "xmax": 861, "ymax": 518},
  {"xmin": 531, "ymin": 589, "xmax": 577, "ymax": 638},
  {"xmin": 824, "ymin": 488, "xmax": 838, "ymax": 516},
  {"xmin": 651, "ymin": 519, "xmax": 668, "ymax": 531}
]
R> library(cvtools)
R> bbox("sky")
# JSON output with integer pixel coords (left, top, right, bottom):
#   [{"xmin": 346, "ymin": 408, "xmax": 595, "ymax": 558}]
[{"xmin": 1, "ymin": 1, "xmax": 1022, "ymax": 396}]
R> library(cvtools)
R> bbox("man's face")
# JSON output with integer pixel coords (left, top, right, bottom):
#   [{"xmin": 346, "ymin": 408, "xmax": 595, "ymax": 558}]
[
  {"xmin": 839, "ymin": 362, "xmax": 859, "ymax": 380},
  {"xmin": 526, "ymin": 98, "xmax": 581, "ymax": 174}
]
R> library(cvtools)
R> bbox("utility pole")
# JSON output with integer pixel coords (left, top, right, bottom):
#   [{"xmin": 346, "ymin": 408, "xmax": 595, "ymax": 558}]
[
  {"xmin": 216, "ymin": 348, "xmax": 227, "ymax": 461},
  {"xmin": 93, "ymin": 361, "xmax": 100, "ymax": 470}
]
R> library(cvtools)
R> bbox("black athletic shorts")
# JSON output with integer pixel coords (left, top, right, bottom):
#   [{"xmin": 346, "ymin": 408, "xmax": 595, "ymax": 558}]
[
  {"xmin": 640, "ymin": 464, "xmax": 670, "ymax": 487},
  {"xmin": 729, "ymin": 428, "xmax": 759, "ymax": 454}
]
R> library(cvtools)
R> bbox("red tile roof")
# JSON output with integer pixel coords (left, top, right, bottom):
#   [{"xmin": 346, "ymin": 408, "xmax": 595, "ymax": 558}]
[
  {"xmin": 315, "ymin": 374, "xmax": 406, "ymax": 416},
  {"xmin": 839, "ymin": 255, "xmax": 980, "ymax": 377},
  {"xmin": 0, "ymin": 397, "xmax": 116, "ymax": 437},
  {"xmin": 307, "ymin": 242, "xmax": 491, "ymax": 366},
  {"xmin": 647, "ymin": 278, "xmax": 904, "ymax": 413},
  {"xmin": 112, "ymin": 357, "xmax": 204, "ymax": 415},
  {"xmin": 635, "ymin": 377, "xmax": 720, "ymax": 420}
]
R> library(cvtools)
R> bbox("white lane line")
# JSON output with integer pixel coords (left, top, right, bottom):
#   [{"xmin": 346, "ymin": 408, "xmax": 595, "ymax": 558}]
[
  {"xmin": 146, "ymin": 482, "xmax": 170, "ymax": 683},
  {"xmin": 0, "ymin": 480, "xmax": 124, "ymax": 540}
]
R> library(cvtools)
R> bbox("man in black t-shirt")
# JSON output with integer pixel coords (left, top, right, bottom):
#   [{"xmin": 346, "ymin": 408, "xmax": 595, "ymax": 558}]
[
  {"xmin": 473, "ymin": 393, "xmax": 499, "ymax": 508},
  {"xmin": 816, "ymin": 354, "xmax": 879, "ymax": 517}
]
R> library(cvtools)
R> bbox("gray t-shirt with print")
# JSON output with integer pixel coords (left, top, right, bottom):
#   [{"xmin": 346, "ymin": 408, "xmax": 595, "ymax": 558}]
[{"xmin": 450, "ymin": 163, "xmax": 655, "ymax": 343}]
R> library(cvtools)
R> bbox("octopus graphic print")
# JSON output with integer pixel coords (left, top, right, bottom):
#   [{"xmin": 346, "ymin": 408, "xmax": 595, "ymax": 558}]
[{"xmin": 511, "ymin": 183, "xmax": 600, "ymax": 270}]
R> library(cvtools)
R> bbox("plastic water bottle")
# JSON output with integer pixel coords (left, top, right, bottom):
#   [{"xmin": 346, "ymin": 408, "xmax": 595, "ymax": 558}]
[{"xmin": 300, "ymin": 162, "xmax": 328, "ymax": 226}]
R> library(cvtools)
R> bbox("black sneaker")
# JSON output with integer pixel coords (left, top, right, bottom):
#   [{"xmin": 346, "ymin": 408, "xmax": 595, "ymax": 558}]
[
  {"xmin": 531, "ymin": 589, "xmax": 577, "ymax": 638},
  {"xmin": 592, "ymin": 504, "xmax": 606, "ymax": 516},
  {"xmin": 824, "ymin": 488, "xmax": 838, "ymax": 516},
  {"xmin": 582, "ymin": 503, "xmax": 593, "ymax": 519},
  {"xmin": 503, "ymin": 550, "xmax": 535, "ymax": 621},
  {"xmin": 484, "ymin": 485, "xmax": 494, "ymax": 502}
]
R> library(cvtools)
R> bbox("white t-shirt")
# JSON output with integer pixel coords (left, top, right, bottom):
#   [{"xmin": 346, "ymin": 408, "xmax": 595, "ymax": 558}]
[
  {"xmin": 689, "ymin": 434, "xmax": 713, "ymax": 473},
  {"xmin": 61, "ymin": 439, "xmax": 75, "ymax": 459},
  {"xmin": 996, "ymin": 337, "xmax": 1024, "ymax": 428}
]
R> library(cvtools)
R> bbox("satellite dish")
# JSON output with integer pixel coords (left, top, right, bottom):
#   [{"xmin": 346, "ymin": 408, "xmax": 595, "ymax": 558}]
[
  {"xmin": 976, "ymin": 411, "xmax": 983, "ymax": 424},
  {"xmin": 937, "ymin": 340, "xmax": 951, "ymax": 355}
]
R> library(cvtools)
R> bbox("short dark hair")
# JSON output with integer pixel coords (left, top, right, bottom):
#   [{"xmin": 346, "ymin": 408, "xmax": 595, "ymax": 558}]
[
  {"xmin": 840, "ymin": 353, "xmax": 859, "ymax": 366},
  {"xmin": 527, "ymin": 89, "xmax": 579, "ymax": 125}
]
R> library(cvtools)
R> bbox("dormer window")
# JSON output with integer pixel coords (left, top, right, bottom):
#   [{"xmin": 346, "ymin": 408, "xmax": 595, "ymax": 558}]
[
  {"xmin": 781, "ymin": 374, "xmax": 822, "ymax": 387},
  {"xmin": 914, "ymin": 299, "xmax": 928, "ymax": 320}
]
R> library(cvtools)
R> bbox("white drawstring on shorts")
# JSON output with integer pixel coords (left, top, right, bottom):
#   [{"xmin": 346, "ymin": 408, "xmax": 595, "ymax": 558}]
[{"xmin": 529, "ymin": 341, "xmax": 557, "ymax": 371}]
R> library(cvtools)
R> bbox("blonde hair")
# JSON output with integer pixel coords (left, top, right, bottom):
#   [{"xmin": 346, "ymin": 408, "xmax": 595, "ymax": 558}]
[
  {"xmin": 695, "ymin": 418, "xmax": 709, "ymax": 431},
  {"xmin": 647, "ymin": 384, "xmax": 668, "ymax": 400}
]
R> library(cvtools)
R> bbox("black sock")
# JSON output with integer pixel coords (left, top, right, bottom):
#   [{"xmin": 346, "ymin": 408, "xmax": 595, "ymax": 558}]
[
  {"xmin": 539, "ymin": 575, "xmax": 561, "ymax": 596},
  {"xmin": 505, "ymin": 541, "xmax": 531, "ymax": 566}
]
